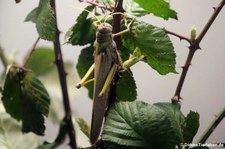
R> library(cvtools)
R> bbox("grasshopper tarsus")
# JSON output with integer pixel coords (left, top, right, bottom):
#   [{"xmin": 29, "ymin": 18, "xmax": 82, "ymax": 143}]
[{"xmin": 75, "ymin": 83, "xmax": 81, "ymax": 89}]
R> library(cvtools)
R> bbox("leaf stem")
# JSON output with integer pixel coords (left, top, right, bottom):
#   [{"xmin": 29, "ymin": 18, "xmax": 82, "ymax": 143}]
[
  {"xmin": 198, "ymin": 107, "xmax": 225, "ymax": 143},
  {"xmin": 172, "ymin": 0, "xmax": 225, "ymax": 101},
  {"xmin": 50, "ymin": 0, "xmax": 77, "ymax": 148},
  {"xmin": 0, "ymin": 45, "xmax": 10, "ymax": 69},
  {"xmin": 23, "ymin": 37, "xmax": 40, "ymax": 67}
]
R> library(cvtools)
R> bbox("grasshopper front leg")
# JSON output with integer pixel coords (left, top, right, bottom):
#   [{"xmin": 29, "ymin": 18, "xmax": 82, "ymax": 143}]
[{"xmin": 76, "ymin": 64, "xmax": 95, "ymax": 89}]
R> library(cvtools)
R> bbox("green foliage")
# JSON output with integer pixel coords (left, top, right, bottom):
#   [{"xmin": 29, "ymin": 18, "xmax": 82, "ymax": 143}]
[
  {"xmin": 183, "ymin": 111, "xmax": 200, "ymax": 143},
  {"xmin": 76, "ymin": 118, "xmax": 90, "ymax": 138},
  {"xmin": 154, "ymin": 102, "xmax": 185, "ymax": 143},
  {"xmin": 25, "ymin": 0, "xmax": 56, "ymax": 41},
  {"xmin": 134, "ymin": 0, "xmax": 177, "ymax": 20},
  {"xmin": 116, "ymin": 71, "xmax": 137, "ymax": 101},
  {"xmin": 0, "ymin": 112, "xmax": 39, "ymax": 149},
  {"xmin": 122, "ymin": 20, "xmax": 176, "ymax": 75},
  {"xmin": 66, "ymin": 5, "xmax": 96, "ymax": 45},
  {"xmin": 102, "ymin": 101, "xmax": 186, "ymax": 149},
  {"xmin": 123, "ymin": 0, "xmax": 148, "ymax": 17},
  {"xmin": 102, "ymin": 101, "xmax": 200, "ymax": 149},
  {"xmin": 1, "ymin": 66, "xmax": 50, "ymax": 135},
  {"xmin": 26, "ymin": 47, "xmax": 55, "ymax": 76}
]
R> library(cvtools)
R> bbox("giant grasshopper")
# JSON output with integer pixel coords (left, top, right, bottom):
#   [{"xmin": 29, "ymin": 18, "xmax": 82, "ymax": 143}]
[
  {"xmin": 76, "ymin": 18, "xmax": 142, "ymax": 144},
  {"xmin": 76, "ymin": 22, "xmax": 119, "ymax": 144}
]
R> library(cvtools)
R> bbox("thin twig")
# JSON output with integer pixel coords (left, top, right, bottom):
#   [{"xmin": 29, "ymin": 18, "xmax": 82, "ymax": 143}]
[
  {"xmin": 50, "ymin": 0, "xmax": 77, "ymax": 149},
  {"xmin": 0, "ymin": 45, "xmax": 10, "ymax": 69},
  {"xmin": 196, "ymin": 0, "xmax": 225, "ymax": 44},
  {"xmin": 23, "ymin": 37, "xmax": 40, "ymax": 67},
  {"xmin": 172, "ymin": 0, "xmax": 225, "ymax": 101},
  {"xmin": 198, "ymin": 107, "xmax": 225, "ymax": 143},
  {"xmin": 80, "ymin": 0, "xmax": 113, "ymax": 11},
  {"xmin": 163, "ymin": 28, "xmax": 191, "ymax": 43}
]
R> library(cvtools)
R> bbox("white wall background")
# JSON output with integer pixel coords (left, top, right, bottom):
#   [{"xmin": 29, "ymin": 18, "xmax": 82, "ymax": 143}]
[{"xmin": 0, "ymin": 0, "xmax": 224, "ymax": 148}]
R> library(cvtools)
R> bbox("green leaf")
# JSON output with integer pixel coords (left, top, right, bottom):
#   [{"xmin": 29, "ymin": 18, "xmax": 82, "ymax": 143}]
[
  {"xmin": 25, "ymin": 47, "xmax": 55, "ymax": 76},
  {"xmin": 76, "ymin": 45, "xmax": 94, "ymax": 99},
  {"xmin": 118, "ymin": 44, "xmax": 130, "ymax": 62},
  {"xmin": 1, "ymin": 66, "xmax": 50, "ymax": 135},
  {"xmin": 25, "ymin": 0, "xmax": 56, "ymax": 41},
  {"xmin": 102, "ymin": 101, "xmax": 181, "ymax": 149},
  {"xmin": 154, "ymin": 102, "xmax": 185, "ymax": 143},
  {"xmin": 182, "ymin": 111, "xmax": 200, "ymax": 143},
  {"xmin": 123, "ymin": 0, "xmax": 148, "ymax": 17},
  {"xmin": 122, "ymin": 20, "xmax": 176, "ymax": 75},
  {"xmin": 76, "ymin": 117, "xmax": 90, "ymax": 138},
  {"xmin": 0, "ymin": 111, "xmax": 39, "ymax": 149},
  {"xmin": 116, "ymin": 71, "xmax": 137, "ymax": 101},
  {"xmin": 66, "ymin": 5, "xmax": 96, "ymax": 45},
  {"xmin": 134, "ymin": 0, "xmax": 177, "ymax": 20}
]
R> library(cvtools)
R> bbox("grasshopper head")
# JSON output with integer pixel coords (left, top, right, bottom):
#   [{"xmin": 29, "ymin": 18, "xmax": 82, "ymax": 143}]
[{"xmin": 96, "ymin": 23, "xmax": 112, "ymax": 45}]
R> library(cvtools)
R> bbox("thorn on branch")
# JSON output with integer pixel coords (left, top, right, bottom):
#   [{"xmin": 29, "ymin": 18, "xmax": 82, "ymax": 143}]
[
  {"xmin": 180, "ymin": 66, "xmax": 185, "ymax": 69},
  {"xmin": 171, "ymin": 95, "xmax": 182, "ymax": 103}
]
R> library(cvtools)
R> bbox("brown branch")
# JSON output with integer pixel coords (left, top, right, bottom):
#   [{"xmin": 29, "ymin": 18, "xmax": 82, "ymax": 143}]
[
  {"xmin": 108, "ymin": 0, "xmax": 124, "ymax": 106},
  {"xmin": 112, "ymin": 0, "xmax": 124, "ymax": 42},
  {"xmin": 172, "ymin": 0, "xmax": 225, "ymax": 101},
  {"xmin": 50, "ymin": 0, "xmax": 77, "ymax": 149},
  {"xmin": 23, "ymin": 37, "xmax": 40, "ymax": 67}
]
